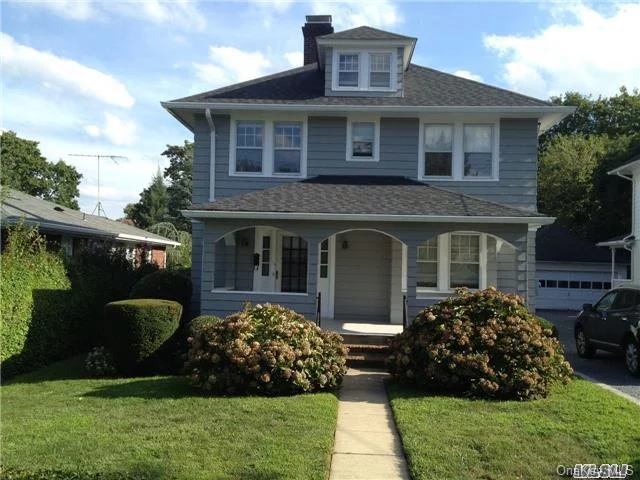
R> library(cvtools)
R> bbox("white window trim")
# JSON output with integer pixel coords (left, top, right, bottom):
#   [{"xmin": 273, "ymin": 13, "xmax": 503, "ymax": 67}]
[
  {"xmin": 416, "ymin": 232, "xmax": 489, "ymax": 295},
  {"xmin": 418, "ymin": 116, "xmax": 500, "ymax": 182},
  {"xmin": 332, "ymin": 49, "xmax": 397, "ymax": 92},
  {"xmin": 346, "ymin": 115, "xmax": 381, "ymax": 162},
  {"xmin": 229, "ymin": 113, "xmax": 308, "ymax": 178}
]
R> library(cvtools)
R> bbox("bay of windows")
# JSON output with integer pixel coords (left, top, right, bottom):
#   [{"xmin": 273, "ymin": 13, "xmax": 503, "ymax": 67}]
[
  {"xmin": 417, "ymin": 233, "xmax": 487, "ymax": 292},
  {"xmin": 232, "ymin": 119, "xmax": 305, "ymax": 177}
]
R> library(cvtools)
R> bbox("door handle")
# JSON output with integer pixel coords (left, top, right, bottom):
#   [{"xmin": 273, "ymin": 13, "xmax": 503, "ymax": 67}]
[{"xmin": 275, "ymin": 270, "xmax": 279, "ymax": 280}]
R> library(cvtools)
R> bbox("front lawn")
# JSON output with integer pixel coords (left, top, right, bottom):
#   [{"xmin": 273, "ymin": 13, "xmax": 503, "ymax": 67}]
[
  {"xmin": 388, "ymin": 379, "xmax": 640, "ymax": 480},
  {"xmin": 1, "ymin": 357, "xmax": 338, "ymax": 479}
]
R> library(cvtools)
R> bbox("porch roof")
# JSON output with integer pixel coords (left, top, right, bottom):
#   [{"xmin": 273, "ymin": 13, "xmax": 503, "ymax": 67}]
[{"xmin": 186, "ymin": 176, "xmax": 551, "ymax": 224}]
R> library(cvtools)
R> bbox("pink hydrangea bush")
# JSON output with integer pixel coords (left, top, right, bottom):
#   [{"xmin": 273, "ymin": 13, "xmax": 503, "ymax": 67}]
[
  {"xmin": 387, "ymin": 288, "xmax": 573, "ymax": 400},
  {"xmin": 185, "ymin": 303, "xmax": 348, "ymax": 395}
]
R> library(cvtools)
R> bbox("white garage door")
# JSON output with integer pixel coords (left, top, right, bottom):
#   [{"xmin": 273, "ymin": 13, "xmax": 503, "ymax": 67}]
[{"xmin": 536, "ymin": 270, "xmax": 611, "ymax": 310}]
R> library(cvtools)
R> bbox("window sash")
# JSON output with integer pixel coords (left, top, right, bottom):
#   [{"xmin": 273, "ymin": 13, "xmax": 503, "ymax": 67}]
[
  {"xmin": 338, "ymin": 54, "xmax": 359, "ymax": 87},
  {"xmin": 424, "ymin": 124, "xmax": 454, "ymax": 177},
  {"xmin": 351, "ymin": 122, "xmax": 375, "ymax": 157},
  {"xmin": 463, "ymin": 125, "xmax": 493, "ymax": 178},
  {"xmin": 235, "ymin": 121, "xmax": 264, "ymax": 173},
  {"xmin": 449, "ymin": 235, "xmax": 480, "ymax": 289},
  {"xmin": 416, "ymin": 239, "xmax": 438, "ymax": 288},
  {"xmin": 369, "ymin": 53, "xmax": 391, "ymax": 88},
  {"xmin": 273, "ymin": 122, "xmax": 302, "ymax": 174}
]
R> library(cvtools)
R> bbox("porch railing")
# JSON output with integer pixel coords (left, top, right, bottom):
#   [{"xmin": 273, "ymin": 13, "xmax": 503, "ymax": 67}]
[
  {"xmin": 315, "ymin": 292, "xmax": 322, "ymax": 328},
  {"xmin": 402, "ymin": 294, "xmax": 408, "ymax": 330}
]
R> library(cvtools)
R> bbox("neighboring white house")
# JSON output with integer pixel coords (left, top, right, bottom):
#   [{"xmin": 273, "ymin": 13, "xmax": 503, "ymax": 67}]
[
  {"xmin": 597, "ymin": 155, "xmax": 640, "ymax": 287},
  {"xmin": 536, "ymin": 225, "xmax": 629, "ymax": 310}
]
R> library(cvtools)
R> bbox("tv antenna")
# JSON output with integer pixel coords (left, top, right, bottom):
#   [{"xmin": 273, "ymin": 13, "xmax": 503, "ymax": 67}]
[{"xmin": 69, "ymin": 153, "xmax": 128, "ymax": 217}]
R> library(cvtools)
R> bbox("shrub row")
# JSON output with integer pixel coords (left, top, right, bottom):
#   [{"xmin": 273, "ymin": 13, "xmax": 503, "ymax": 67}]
[
  {"xmin": 185, "ymin": 304, "xmax": 348, "ymax": 395},
  {"xmin": 387, "ymin": 288, "xmax": 573, "ymax": 400}
]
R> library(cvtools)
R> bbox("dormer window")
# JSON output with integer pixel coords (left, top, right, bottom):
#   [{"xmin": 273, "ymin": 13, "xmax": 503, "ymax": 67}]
[
  {"xmin": 332, "ymin": 49, "xmax": 396, "ymax": 92},
  {"xmin": 338, "ymin": 54, "xmax": 359, "ymax": 87},
  {"xmin": 369, "ymin": 53, "xmax": 391, "ymax": 88}
]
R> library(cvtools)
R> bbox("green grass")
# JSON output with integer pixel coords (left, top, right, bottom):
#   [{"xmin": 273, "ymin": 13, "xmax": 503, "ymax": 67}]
[
  {"xmin": 1, "ymin": 357, "xmax": 339, "ymax": 480},
  {"xmin": 388, "ymin": 379, "xmax": 640, "ymax": 480}
]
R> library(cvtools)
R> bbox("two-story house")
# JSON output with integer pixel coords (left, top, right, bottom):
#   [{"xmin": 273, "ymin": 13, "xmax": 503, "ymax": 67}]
[{"xmin": 162, "ymin": 15, "xmax": 574, "ymax": 326}]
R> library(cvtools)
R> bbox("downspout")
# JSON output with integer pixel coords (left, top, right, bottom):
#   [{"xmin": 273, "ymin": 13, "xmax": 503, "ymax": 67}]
[{"xmin": 205, "ymin": 109, "xmax": 216, "ymax": 202}]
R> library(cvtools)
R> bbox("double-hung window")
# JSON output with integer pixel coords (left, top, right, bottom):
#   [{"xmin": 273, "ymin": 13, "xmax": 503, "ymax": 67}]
[
  {"xmin": 369, "ymin": 53, "xmax": 391, "ymax": 88},
  {"xmin": 273, "ymin": 122, "xmax": 302, "ymax": 174},
  {"xmin": 235, "ymin": 121, "xmax": 263, "ymax": 173},
  {"xmin": 417, "ymin": 238, "xmax": 438, "ymax": 288},
  {"xmin": 351, "ymin": 122, "xmax": 375, "ymax": 158},
  {"xmin": 463, "ymin": 125, "xmax": 493, "ymax": 178},
  {"xmin": 338, "ymin": 54, "xmax": 359, "ymax": 87},
  {"xmin": 449, "ymin": 234, "xmax": 480, "ymax": 289},
  {"xmin": 424, "ymin": 124, "xmax": 453, "ymax": 177}
]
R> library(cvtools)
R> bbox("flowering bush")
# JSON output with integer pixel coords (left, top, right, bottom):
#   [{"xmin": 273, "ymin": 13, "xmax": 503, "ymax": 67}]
[
  {"xmin": 387, "ymin": 288, "xmax": 573, "ymax": 400},
  {"xmin": 85, "ymin": 346, "xmax": 117, "ymax": 377},
  {"xmin": 185, "ymin": 303, "xmax": 348, "ymax": 395}
]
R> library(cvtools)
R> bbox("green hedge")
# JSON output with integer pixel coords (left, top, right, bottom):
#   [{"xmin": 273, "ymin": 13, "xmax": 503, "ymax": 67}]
[
  {"xmin": 0, "ymin": 224, "xmax": 77, "ymax": 378},
  {"xmin": 103, "ymin": 299, "xmax": 181, "ymax": 375},
  {"xmin": 129, "ymin": 270, "xmax": 192, "ymax": 322}
]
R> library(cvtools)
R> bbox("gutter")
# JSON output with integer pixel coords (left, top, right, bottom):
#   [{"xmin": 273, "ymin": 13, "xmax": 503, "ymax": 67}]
[{"xmin": 180, "ymin": 209, "xmax": 555, "ymax": 225}]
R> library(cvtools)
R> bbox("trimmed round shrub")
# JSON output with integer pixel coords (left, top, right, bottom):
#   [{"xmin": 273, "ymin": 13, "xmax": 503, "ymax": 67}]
[
  {"xmin": 103, "ymin": 299, "xmax": 182, "ymax": 375},
  {"xmin": 185, "ymin": 303, "xmax": 348, "ymax": 395},
  {"xmin": 129, "ymin": 270, "xmax": 192, "ymax": 322},
  {"xmin": 85, "ymin": 346, "xmax": 117, "ymax": 377},
  {"xmin": 187, "ymin": 315, "xmax": 222, "ymax": 336},
  {"xmin": 387, "ymin": 288, "xmax": 573, "ymax": 400}
]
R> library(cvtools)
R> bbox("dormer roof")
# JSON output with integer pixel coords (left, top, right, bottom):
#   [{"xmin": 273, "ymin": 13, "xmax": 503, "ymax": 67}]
[{"xmin": 317, "ymin": 26, "xmax": 416, "ymax": 42}]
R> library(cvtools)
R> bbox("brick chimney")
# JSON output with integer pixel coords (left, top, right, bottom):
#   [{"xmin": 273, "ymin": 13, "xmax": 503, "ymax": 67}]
[{"xmin": 302, "ymin": 15, "xmax": 333, "ymax": 65}]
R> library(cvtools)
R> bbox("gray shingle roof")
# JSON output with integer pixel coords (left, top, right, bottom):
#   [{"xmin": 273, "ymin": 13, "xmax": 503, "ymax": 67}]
[
  {"xmin": 317, "ymin": 26, "xmax": 416, "ymax": 41},
  {"xmin": 189, "ymin": 176, "xmax": 547, "ymax": 219},
  {"xmin": 170, "ymin": 63, "xmax": 551, "ymax": 107},
  {"xmin": 1, "ymin": 188, "xmax": 179, "ymax": 246},
  {"xmin": 536, "ymin": 225, "xmax": 629, "ymax": 263}
]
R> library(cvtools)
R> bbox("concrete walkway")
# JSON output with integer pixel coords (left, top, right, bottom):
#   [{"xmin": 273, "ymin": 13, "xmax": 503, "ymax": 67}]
[{"xmin": 329, "ymin": 368, "xmax": 411, "ymax": 480}]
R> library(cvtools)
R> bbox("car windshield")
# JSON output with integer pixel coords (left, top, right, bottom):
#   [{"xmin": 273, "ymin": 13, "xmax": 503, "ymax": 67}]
[{"xmin": 595, "ymin": 291, "xmax": 618, "ymax": 312}]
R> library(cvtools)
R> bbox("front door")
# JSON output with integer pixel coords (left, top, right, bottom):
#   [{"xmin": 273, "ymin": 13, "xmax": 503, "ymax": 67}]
[
  {"xmin": 253, "ymin": 227, "xmax": 278, "ymax": 292},
  {"xmin": 281, "ymin": 236, "xmax": 308, "ymax": 293},
  {"xmin": 317, "ymin": 236, "xmax": 335, "ymax": 318}
]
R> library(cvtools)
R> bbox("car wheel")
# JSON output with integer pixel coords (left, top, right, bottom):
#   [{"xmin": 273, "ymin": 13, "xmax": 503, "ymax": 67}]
[
  {"xmin": 575, "ymin": 328, "xmax": 596, "ymax": 358},
  {"xmin": 624, "ymin": 338, "xmax": 640, "ymax": 377}
]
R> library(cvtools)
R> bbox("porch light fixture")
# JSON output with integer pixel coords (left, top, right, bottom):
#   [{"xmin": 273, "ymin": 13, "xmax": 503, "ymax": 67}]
[{"xmin": 342, "ymin": 239, "xmax": 349, "ymax": 249}]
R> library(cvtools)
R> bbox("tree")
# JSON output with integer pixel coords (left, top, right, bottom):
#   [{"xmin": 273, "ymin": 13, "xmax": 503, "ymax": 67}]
[
  {"xmin": 125, "ymin": 171, "xmax": 169, "ymax": 228},
  {"xmin": 162, "ymin": 141, "xmax": 193, "ymax": 232},
  {"xmin": 0, "ymin": 131, "xmax": 82, "ymax": 209}
]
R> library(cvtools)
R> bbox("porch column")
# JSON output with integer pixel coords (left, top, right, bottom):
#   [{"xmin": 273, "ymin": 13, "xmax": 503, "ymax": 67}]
[
  {"xmin": 306, "ymin": 236, "xmax": 320, "ymax": 319},
  {"xmin": 512, "ymin": 229, "xmax": 530, "ymax": 309},
  {"xmin": 404, "ymin": 240, "xmax": 420, "ymax": 322}
]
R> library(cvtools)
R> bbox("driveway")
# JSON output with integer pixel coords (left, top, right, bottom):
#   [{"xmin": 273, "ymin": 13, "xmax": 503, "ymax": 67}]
[{"xmin": 540, "ymin": 310, "xmax": 640, "ymax": 401}]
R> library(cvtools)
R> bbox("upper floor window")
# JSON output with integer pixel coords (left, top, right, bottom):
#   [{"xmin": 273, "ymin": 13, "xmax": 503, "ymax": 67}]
[
  {"xmin": 273, "ymin": 122, "xmax": 302, "ymax": 174},
  {"xmin": 332, "ymin": 50, "xmax": 396, "ymax": 92},
  {"xmin": 338, "ymin": 54, "xmax": 359, "ymax": 87},
  {"xmin": 230, "ymin": 117, "xmax": 307, "ymax": 177},
  {"xmin": 424, "ymin": 124, "xmax": 453, "ymax": 177},
  {"xmin": 235, "ymin": 121, "xmax": 264, "ymax": 173},
  {"xmin": 369, "ymin": 53, "xmax": 391, "ymax": 88},
  {"xmin": 419, "ymin": 121, "xmax": 499, "ymax": 181},
  {"xmin": 346, "ymin": 117, "xmax": 380, "ymax": 161}
]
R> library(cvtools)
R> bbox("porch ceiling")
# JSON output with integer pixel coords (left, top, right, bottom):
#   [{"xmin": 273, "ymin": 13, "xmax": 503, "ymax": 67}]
[{"xmin": 186, "ymin": 176, "xmax": 550, "ymax": 223}]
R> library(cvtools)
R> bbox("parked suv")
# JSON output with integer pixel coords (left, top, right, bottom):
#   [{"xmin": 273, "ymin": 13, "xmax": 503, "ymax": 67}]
[{"xmin": 574, "ymin": 286, "xmax": 640, "ymax": 376}]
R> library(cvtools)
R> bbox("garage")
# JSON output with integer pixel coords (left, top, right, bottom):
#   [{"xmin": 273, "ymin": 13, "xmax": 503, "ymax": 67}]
[{"xmin": 536, "ymin": 226, "xmax": 629, "ymax": 311}]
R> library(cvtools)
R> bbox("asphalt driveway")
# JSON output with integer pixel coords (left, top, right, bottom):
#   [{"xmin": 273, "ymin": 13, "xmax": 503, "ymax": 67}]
[{"xmin": 539, "ymin": 310, "xmax": 640, "ymax": 401}]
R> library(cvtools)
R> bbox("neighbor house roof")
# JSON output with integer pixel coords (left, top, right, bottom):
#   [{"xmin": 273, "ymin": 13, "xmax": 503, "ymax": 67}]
[
  {"xmin": 184, "ymin": 176, "xmax": 551, "ymax": 224},
  {"xmin": 317, "ymin": 26, "xmax": 416, "ymax": 41},
  {"xmin": 536, "ymin": 225, "xmax": 629, "ymax": 263},
  {"xmin": 1, "ymin": 188, "xmax": 180, "ymax": 247},
  {"xmin": 607, "ymin": 154, "xmax": 640, "ymax": 176}
]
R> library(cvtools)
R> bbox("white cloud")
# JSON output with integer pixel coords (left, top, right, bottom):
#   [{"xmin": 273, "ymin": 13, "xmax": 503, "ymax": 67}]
[
  {"xmin": 453, "ymin": 70, "xmax": 483, "ymax": 82},
  {"xmin": 83, "ymin": 113, "xmax": 138, "ymax": 146},
  {"xmin": 12, "ymin": 0, "xmax": 206, "ymax": 31},
  {"xmin": 1, "ymin": 33, "xmax": 135, "ymax": 108},
  {"xmin": 193, "ymin": 46, "xmax": 273, "ymax": 87},
  {"xmin": 311, "ymin": 0, "xmax": 402, "ymax": 30},
  {"xmin": 284, "ymin": 51, "xmax": 303, "ymax": 68},
  {"xmin": 484, "ymin": 3, "xmax": 640, "ymax": 98}
]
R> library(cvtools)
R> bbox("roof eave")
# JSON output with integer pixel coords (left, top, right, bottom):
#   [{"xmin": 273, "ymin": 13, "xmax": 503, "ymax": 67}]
[
  {"xmin": 607, "ymin": 157, "xmax": 640, "ymax": 177},
  {"xmin": 181, "ymin": 209, "xmax": 554, "ymax": 225}
]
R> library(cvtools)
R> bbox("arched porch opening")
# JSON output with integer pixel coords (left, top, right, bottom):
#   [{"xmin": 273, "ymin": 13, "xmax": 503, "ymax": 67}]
[
  {"xmin": 212, "ymin": 225, "xmax": 309, "ymax": 294},
  {"xmin": 317, "ymin": 228, "xmax": 407, "ymax": 325}
]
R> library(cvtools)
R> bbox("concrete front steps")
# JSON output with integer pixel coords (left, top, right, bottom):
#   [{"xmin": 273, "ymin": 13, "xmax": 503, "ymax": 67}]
[{"xmin": 342, "ymin": 334, "xmax": 391, "ymax": 368}]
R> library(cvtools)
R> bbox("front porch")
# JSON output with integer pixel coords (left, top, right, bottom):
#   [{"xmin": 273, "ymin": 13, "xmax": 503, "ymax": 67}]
[{"xmin": 196, "ymin": 219, "xmax": 536, "ymax": 327}]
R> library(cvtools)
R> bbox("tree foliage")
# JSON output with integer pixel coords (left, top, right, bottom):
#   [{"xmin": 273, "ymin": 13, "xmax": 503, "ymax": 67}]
[
  {"xmin": 124, "ymin": 171, "xmax": 169, "ymax": 229},
  {"xmin": 538, "ymin": 88, "xmax": 640, "ymax": 241},
  {"xmin": 162, "ymin": 141, "xmax": 193, "ymax": 232},
  {"xmin": 0, "ymin": 131, "xmax": 82, "ymax": 209}
]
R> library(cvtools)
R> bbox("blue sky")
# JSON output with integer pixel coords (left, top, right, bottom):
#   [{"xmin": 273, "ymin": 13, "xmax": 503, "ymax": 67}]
[{"xmin": 2, "ymin": 0, "xmax": 639, "ymax": 218}]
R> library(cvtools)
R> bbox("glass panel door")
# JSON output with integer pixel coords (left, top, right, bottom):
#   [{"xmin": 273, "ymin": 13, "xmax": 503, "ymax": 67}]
[{"xmin": 281, "ymin": 236, "xmax": 307, "ymax": 293}]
